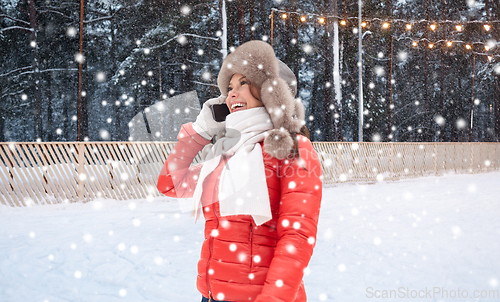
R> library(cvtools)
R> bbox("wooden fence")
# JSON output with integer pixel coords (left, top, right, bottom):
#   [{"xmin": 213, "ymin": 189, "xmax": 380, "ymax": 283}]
[{"xmin": 0, "ymin": 142, "xmax": 499, "ymax": 207}]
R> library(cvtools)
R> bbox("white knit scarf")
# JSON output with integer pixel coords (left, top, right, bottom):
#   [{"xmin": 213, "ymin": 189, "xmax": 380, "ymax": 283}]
[{"xmin": 192, "ymin": 107, "xmax": 274, "ymax": 225}]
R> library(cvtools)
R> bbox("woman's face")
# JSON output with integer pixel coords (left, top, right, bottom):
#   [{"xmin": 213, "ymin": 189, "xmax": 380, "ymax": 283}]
[{"xmin": 225, "ymin": 73, "xmax": 263, "ymax": 113}]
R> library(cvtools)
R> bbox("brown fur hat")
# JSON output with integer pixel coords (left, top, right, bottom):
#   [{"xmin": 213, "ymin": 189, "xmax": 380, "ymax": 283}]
[{"xmin": 217, "ymin": 40, "xmax": 305, "ymax": 159}]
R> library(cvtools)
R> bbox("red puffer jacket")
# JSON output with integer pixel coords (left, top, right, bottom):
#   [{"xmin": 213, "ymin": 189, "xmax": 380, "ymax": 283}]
[{"xmin": 157, "ymin": 123, "xmax": 322, "ymax": 302}]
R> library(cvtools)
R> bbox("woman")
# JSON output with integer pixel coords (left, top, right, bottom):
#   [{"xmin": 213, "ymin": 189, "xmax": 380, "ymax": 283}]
[{"xmin": 157, "ymin": 40, "xmax": 322, "ymax": 302}]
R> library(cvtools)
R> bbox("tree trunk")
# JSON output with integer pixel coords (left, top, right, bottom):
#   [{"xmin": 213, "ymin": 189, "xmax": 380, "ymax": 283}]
[
  {"xmin": 330, "ymin": 0, "xmax": 342, "ymax": 141},
  {"xmin": 422, "ymin": 0, "xmax": 430, "ymax": 142},
  {"xmin": 110, "ymin": 7, "xmax": 120, "ymax": 140},
  {"xmin": 495, "ymin": 77, "xmax": 500, "ymax": 142},
  {"xmin": 28, "ymin": 0, "xmax": 42, "ymax": 141},
  {"xmin": 324, "ymin": 28, "xmax": 333, "ymax": 141},
  {"xmin": 386, "ymin": 0, "xmax": 393, "ymax": 141},
  {"xmin": 180, "ymin": 18, "xmax": 194, "ymax": 93},
  {"xmin": 249, "ymin": 0, "xmax": 255, "ymax": 40},
  {"xmin": 77, "ymin": 0, "xmax": 89, "ymax": 141},
  {"xmin": 439, "ymin": 0, "xmax": 447, "ymax": 142},
  {"xmin": 47, "ymin": 71, "xmax": 53, "ymax": 141},
  {"xmin": 81, "ymin": 51, "xmax": 89, "ymax": 140},
  {"xmin": 0, "ymin": 108, "xmax": 5, "ymax": 142},
  {"xmin": 494, "ymin": 0, "xmax": 500, "ymax": 141},
  {"xmin": 237, "ymin": 0, "xmax": 245, "ymax": 43},
  {"xmin": 310, "ymin": 27, "xmax": 320, "ymax": 141},
  {"xmin": 291, "ymin": 0, "xmax": 299, "ymax": 83}
]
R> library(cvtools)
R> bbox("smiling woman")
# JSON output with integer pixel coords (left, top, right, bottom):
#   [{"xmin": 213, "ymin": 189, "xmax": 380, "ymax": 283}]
[
  {"xmin": 157, "ymin": 40, "xmax": 322, "ymax": 302},
  {"xmin": 226, "ymin": 73, "xmax": 263, "ymax": 113}
]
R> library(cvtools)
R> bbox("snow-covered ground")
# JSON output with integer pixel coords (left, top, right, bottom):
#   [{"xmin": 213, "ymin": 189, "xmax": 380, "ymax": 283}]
[{"xmin": 1, "ymin": 172, "xmax": 499, "ymax": 302}]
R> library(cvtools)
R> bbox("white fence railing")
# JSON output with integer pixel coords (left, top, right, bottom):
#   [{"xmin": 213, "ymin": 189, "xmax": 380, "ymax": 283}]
[{"xmin": 1, "ymin": 142, "xmax": 499, "ymax": 207}]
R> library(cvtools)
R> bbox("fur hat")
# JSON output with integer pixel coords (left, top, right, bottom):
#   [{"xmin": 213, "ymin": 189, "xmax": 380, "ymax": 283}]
[{"xmin": 217, "ymin": 40, "xmax": 305, "ymax": 160}]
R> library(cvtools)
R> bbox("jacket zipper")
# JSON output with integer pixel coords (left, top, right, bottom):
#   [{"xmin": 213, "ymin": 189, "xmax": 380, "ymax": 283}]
[{"xmin": 206, "ymin": 167, "xmax": 221, "ymax": 299}]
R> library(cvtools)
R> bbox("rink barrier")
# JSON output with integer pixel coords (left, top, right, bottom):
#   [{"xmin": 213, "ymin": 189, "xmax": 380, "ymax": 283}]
[{"xmin": 0, "ymin": 142, "xmax": 499, "ymax": 206}]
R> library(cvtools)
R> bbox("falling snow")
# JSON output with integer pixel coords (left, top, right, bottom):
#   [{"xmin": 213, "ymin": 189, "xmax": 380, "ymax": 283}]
[{"xmin": 0, "ymin": 173, "xmax": 499, "ymax": 301}]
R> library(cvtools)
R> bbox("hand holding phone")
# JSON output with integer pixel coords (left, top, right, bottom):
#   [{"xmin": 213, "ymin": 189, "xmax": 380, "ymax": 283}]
[{"xmin": 211, "ymin": 104, "xmax": 230, "ymax": 122}]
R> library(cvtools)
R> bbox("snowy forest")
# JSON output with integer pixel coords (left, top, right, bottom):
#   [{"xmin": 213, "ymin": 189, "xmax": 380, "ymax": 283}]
[{"xmin": 1, "ymin": 0, "xmax": 500, "ymax": 143}]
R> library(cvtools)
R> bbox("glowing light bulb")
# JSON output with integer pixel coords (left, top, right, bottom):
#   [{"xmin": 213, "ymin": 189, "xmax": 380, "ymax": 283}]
[
  {"xmin": 428, "ymin": 43, "xmax": 434, "ymax": 49},
  {"xmin": 361, "ymin": 22, "xmax": 367, "ymax": 27},
  {"xmin": 382, "ymin": 22, "xmax": 390, "ymax": 29},
  {"xmin": 447, "ymin": 41, "xmax": 453, "ymax": 47},
  {"xmin": 485, "ymin": 45, "xmax": 490, "ymax": 51},
  {"xmin": 406, "ymin": 24, "xmax": 412, "ymax": 30},
  {"xmin": 484, "ymin": 24, "xmax": 491, "ymax": 31},
  {"xmin": 465, "ymin": 44, "xmax": 471, "ymax": 50},
  {"xmin": 412, "ymin": 41, "xmax": 418, "ymax": 47},
  {"xmin": 281, "ymin": 13, "xmax": 287, "ymax": 19},
  {"xmin": 430, "ymin": 24, "xmax": 437, "ymax": 31},
  {"xmin": 319, "ymin": 17, "xmax": 325, "ymax": 24},
  {"xmin": 340, "ymin": 20, "xmax": 346, "ymax": 26},
  {"xmin": 300, "ymin": 16, "xmax": 307, "ymax": 22},
  {"xmin": 455, "ymin": 25, "xmax": 463, "ymax": 31}
]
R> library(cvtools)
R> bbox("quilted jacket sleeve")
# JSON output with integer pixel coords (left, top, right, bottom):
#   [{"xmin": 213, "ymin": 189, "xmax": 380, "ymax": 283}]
[
  {"xmin": 157, "ymin": 122, "xmax": 210, "ymax": 198},
  {"xmin": 255, "ymin": 135, "xmax": 323, "ymax": 302}
]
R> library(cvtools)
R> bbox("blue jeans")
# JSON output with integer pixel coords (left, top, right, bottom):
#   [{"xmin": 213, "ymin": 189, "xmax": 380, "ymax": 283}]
[{"xmin": 201, "ymin": 296, "xmax": 231, "ymax": 302}]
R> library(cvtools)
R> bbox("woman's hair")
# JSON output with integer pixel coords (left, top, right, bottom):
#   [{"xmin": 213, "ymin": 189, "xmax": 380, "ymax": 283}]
[
  {"xmin": 228, "ymin": 74, "xmax": 261, "ymax": 102},
  {"xmin": 299, "ymin": 125, "xmax": 310, "ymax": 140}
]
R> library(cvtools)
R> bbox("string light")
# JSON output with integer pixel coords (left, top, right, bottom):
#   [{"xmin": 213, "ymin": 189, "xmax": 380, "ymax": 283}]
[{"xmin": 271, "ymin": 8, "xmax": 500, "ymax": 58}]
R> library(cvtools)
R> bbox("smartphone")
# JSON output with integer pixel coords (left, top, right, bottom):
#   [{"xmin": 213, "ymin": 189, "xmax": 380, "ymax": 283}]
[{"xmin": 211, "ymin": 104, "xmax": 230, "ymax": 122}]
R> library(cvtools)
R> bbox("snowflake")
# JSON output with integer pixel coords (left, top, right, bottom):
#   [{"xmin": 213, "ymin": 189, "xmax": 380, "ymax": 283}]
[
  {"xmin": 302, "ymin": 44, "xmax": 313, "ymax": 54},
  {"xmin": 119, "ymin": 289, "xmax": 127, "ymax": 297},
  {"xmin": 349, "ymin": 207, "xmax": 360, "ymax": 217},
  {"xmin": 67, "ymin": 27, "xmax": 77, "ymax": 37},
  {"xmin": 92, "ymin": 72, "xmax": 106, "ymax": 83},
  {"xmin": 177, "ymin": 35, "xmax": 187, "ymax": 45},
  {"xmin": 374, "ymin": 66, "xmax": 385, "ymax": 76},
  {"xmin": 456, "ymin": 118, "xmax": 467, "ymax": 129},
  {"xmin": 434, "ymin": 115, "xmax": 445, "ymax": 126},
  {"xmin": 130, "ymin": 246, "xmax": 139, "ymax": 254},
  {"xmin": 180, "ymin": 5, "xmax": 191, "ymax": 15},
  {"xmin": 398, "ymin": 51, "xmax": 408, "ymax": 61}
]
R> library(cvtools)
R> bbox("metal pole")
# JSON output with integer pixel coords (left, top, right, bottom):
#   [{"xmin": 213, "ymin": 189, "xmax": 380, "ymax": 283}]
[
  {"xmin": 469, "ymin": 52, "xmax": 476, "ymax": 142},
  {"xmin": 221, "ymin": 0, "xmax": 227, "ymax": 59},
  {"xmin": 77, "ymin": 0, "xmax": 84, "ymax": 142},
  {"xmin": 358, "ymin": 0, "xmax": 363, "ymax": 142}
]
